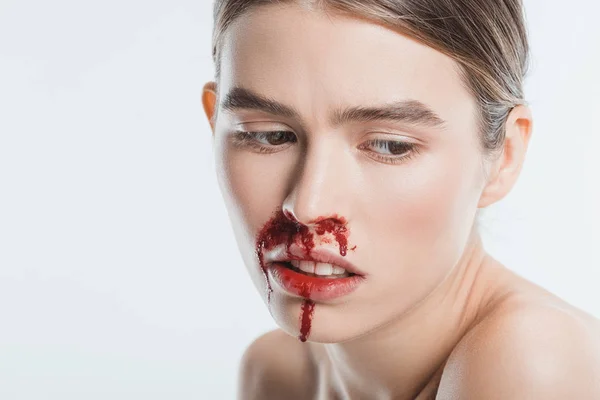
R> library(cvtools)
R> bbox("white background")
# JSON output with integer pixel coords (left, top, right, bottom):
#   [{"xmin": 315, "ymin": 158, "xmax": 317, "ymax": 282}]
[{"xmin": 0, "ymin": 0, "xmax": 598, "ymax": 398}]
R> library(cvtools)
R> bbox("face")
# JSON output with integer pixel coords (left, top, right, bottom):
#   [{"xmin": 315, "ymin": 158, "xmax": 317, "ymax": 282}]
[{"xmin": 206, "ymin": 4, "xmax": 488, "ymax": 343}]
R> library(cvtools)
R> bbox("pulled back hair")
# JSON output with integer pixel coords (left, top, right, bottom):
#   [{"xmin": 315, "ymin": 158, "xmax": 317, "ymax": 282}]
[{"xmin": 210, "ymin": 0, "xmax": 531, "ymax": 165}]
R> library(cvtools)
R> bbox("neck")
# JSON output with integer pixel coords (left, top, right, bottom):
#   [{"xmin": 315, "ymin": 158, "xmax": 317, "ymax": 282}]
[{"xmin": 309, "ymin": 228, "xmax": 503, "ymax": 399}]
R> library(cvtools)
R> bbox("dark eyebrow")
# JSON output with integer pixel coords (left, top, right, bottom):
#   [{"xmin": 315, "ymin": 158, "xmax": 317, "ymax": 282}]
[
  {"xmin": 220, "ymin": 86, "xmax": 448, "ymax": 130},
  {"xmin": 331, "ymin": 100, "xmax": 448, "ymax": 130},
  {"xmin": 221, "ymin": 86, "xmax": 301, "ymax": 119}
]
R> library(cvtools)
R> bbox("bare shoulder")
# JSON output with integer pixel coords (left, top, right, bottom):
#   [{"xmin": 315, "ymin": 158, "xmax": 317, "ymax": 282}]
[
  {"xmin": 237, "ymin": 328, "xmax": 316, "ymax": 400},
  {"xmin": 438, "ymin": 294, "xmax": 600, "ymax": 399}
]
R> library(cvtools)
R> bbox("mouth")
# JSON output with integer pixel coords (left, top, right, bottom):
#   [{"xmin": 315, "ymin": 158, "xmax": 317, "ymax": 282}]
[
  {"xmin": 278, "ymin": 260, "xmax": 357, "ymax": 279},
  {"xmin": 267, "ymin": 261, "xmax": 365, "ymax": 301},
  {"xmin": 262, "ymin": 243, "xmax": 366, "ymax": 277}
]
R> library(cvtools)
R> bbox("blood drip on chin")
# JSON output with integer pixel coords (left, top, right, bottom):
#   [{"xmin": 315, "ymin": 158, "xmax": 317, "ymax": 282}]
[
  {"xmin": 299, "ymin": 288, "xmax": 315, "ymax": 342},
  {"xmin": 255, "ymin": 210, "xmax": 356, "ymax": 342}
]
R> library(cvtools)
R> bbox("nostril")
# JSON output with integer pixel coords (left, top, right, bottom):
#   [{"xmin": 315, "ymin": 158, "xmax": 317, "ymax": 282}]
[{"xmin": 283, "ymin": 209, "xmax": 297, "ymax": 222}]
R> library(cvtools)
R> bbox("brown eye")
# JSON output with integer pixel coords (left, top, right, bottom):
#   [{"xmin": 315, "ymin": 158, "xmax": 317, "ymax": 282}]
[
  {"xmin": 265, "ymin": 131, "xmax": 296, "ymax": 145},
  {"xmin": 359, "ymin": 138, "xmax": 420, "ymax": 165},
  {"xmin": 231, "ymin": 130, "xmax": 298, "ymax": 154},
  {"xmin": 267, "ymin": 131, "xmax": 288, "ymax": 146},
  {"xmin": 362, "ymin": 139, "xmax": 413, "ymax": 156},
  {"xmin": 386, "ymin": 141, "xmax": 412, "ymax": 155}
]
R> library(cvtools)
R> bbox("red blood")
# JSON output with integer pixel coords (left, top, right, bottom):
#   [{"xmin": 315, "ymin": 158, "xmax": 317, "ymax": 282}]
[
  {"xmin": 255, "ymin": 210, "xmax": 304, "ymax": 304},
  {"xmin": 255, "ymin": 210, "xmax": 355, "ymax": 342},
  {"xmin": 299, "ymin": 295, "xmax": 315, "ymax": 342},
  {"xmin": 313, "ymin": 215, "xmax": 349, "ymax": 256}
]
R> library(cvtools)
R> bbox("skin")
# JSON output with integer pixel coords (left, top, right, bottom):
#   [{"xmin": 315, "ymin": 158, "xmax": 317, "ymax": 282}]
[{"xmin": 201, "ymin": 3, "xmax": 600, "ymax": 399}]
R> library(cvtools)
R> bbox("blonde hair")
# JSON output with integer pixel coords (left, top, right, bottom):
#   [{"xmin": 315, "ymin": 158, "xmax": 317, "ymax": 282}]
[{"xmin": 210, "ymin": 0, "xmax": 530, "ymax": 164}]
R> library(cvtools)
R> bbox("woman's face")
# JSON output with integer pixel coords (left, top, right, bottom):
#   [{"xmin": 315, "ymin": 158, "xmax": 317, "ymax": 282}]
[{"xmin": 207, "ymin": 4, "xmax": 488, "ymax": 342}]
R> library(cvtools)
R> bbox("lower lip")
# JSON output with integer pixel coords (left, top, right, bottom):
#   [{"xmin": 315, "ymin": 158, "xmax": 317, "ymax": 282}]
[{"xmin": 267, "ymin": 262, "xmax": 365, "ymax": 301}]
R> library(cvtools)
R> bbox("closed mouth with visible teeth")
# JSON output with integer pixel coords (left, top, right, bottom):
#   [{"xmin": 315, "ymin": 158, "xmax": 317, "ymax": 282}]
[{"xmin": 282, "ymin": 260, "xmax": 356, "ymax": 279}]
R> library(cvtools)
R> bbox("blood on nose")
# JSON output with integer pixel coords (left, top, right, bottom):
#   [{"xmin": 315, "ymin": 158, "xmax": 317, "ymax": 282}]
[{"xmin": 255, "ymin": 209, "xmax": 356, "ymax": 342}]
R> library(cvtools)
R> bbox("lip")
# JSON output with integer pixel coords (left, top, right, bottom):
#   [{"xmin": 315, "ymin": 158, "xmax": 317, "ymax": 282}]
[
  {"xmin": 267, "ymin": 262, "xmax": 365, "ymax": 301},
  {"xmin": 265, "ymin": 244, "xmax": 366, "ymax": 277}
]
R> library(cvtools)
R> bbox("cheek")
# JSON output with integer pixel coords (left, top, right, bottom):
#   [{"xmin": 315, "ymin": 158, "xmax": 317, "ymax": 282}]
[
  {"xmin": 365, "ymin": 150, "xmax": 479, "ymax": 261},
  {"xmin": 353, "ymin": 152, "xmax": 481, "ymax": 316},
  {"xmin": 217, "ymin": 146, "xmax": 294, "ymax": 230}
]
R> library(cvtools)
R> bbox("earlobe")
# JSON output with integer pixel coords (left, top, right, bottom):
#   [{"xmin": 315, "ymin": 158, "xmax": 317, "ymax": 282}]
[
  {"xmin": 477, "ymin": 104, "xmax": 533, "ymax": 209},
  {"xmin": 202, "ymin": 81, "xmax": 218, "ymax": 134},
  {"xmin": 477, "ymin": 153, "xmax": 504, "ymax": 209}
]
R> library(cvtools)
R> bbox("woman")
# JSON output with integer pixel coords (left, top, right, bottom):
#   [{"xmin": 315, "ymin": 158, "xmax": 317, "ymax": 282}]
[{"xmin": 201, "ymin": 0, "xmax": 600, "ymax": 398}]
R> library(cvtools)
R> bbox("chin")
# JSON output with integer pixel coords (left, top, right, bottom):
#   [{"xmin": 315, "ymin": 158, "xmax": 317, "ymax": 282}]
[{"xmin": 267, "ymin": 292, "xmax": 373, "ymax": 343}]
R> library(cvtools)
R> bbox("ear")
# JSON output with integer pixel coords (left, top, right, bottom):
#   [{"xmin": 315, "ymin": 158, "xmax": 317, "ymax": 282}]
[
  {"xmin": 202, "ymin": 81, "xmax": 218, "ymax": 135},
  {"xmin": 478, "ymin": 104, "xmax": 533, "ymax": 209}
]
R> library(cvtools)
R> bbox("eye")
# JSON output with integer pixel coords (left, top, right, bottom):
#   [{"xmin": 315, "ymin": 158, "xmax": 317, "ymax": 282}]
[
  {"xmin": 231, "ymin": 130, "xmax": 297, "ymax": 153},
  {"xmin": 359, "ymin": 139, "xmax": 421, "ymax": 165}
]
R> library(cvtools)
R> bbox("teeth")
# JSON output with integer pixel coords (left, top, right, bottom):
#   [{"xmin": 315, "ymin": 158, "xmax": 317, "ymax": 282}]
[
  {"xmin": 288, "ymin": 260, "xmax": 349, "ymax": 276},
  {"xmin": 314, "ymin": 262, "xmax": 333, "ymax": 276},
  {"xmin": 332, "ymin": 265, "xmax": 346, "ymax": 275},
  {"xmin": 298, "ymin": 261, "xmax": 315, "ymax": 274}
]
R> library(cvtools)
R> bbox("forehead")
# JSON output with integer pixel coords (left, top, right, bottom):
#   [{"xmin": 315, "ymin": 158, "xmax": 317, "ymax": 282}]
[{"xmin": 219, "ymin": 3, "xmax": 476, "ymax": 135}]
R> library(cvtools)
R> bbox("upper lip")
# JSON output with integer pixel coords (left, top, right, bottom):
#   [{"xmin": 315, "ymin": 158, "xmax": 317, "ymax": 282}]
[{"xmin": 265, "ymin": 244, "xmax": 366, "ymax": 276}]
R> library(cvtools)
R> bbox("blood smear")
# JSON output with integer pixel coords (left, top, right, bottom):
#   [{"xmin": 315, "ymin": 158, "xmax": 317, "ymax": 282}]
[
  {"xmin": 299, "ymin": 289, "xmax": 316, "ymax": 343},
  {"xmin": 255, "ymin": 210, "xmax": 355, "ymax": 342}
]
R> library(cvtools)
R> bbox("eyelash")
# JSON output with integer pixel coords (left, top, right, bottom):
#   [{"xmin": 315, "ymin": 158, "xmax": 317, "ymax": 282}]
[
  {"xmin": 231, "ymin": 131, "xmax": 297, "ymax": 153},
  {"xmin": 231, "ymin": 130, "xmax": 420, "ymax": 165}
]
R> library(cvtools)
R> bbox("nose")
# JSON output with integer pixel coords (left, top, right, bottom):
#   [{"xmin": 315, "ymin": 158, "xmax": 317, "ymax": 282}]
[{"xmin": 282, "ymin": 139, "xmax": 350, "ymax": 227}]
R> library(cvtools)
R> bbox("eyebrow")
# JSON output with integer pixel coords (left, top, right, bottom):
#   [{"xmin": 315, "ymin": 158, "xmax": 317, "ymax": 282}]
[{"xmin": 220, "ymin": 86, "xmax": 448, "ymax": 130}]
